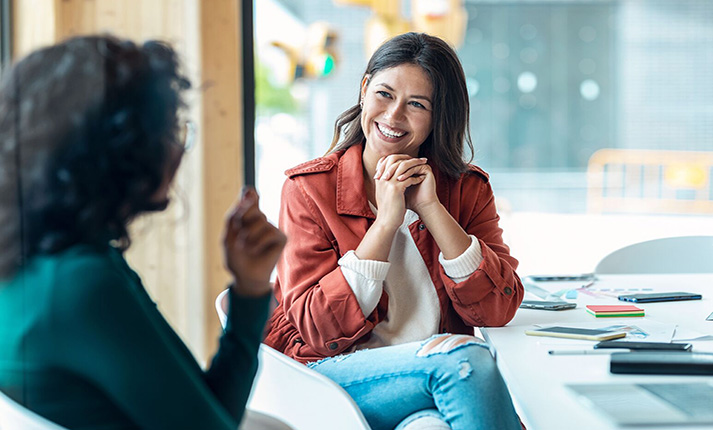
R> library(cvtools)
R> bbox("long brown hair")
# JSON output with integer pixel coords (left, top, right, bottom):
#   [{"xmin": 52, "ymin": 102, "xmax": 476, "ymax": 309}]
[{"xmin": 328, "ymin": 32, "xmax": 473, "ymax": 178}]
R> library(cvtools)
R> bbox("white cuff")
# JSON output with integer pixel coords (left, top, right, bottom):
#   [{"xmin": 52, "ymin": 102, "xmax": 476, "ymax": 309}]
[
  {"xmin": 339, "ymin": 250, "xmax": 390, "ymax": 280},
  {"xmin": 339, "ymin": 250, "xmax": 389, "ymax": 317},
  {"xmin": 438, "ymin": 235, "xmax": 483, "ymax": 282}
]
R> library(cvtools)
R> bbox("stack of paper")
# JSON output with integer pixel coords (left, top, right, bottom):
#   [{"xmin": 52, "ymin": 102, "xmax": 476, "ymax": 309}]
[{"xmin": 586, "ymin": 305, "xmax": 644, "ymax": 318}]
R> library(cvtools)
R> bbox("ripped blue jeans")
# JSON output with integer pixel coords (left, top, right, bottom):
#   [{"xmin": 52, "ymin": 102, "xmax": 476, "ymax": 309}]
[{"xmin": 307, "ymin": 334, "xmax": 521, "ymax": 430}]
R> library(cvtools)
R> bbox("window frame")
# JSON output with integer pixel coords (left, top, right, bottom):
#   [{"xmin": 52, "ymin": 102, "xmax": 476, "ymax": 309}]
[
  {"xmin": 0, "ymin": 0, "xmax": 11, "ymax": 74},
  {"xmin": 242, "ymin": 0, "xmax": 255, "ymax": 186}
]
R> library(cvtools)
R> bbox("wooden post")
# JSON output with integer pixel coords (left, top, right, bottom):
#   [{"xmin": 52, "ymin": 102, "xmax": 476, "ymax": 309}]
[{"xmin": 198, "ymin": 0, "xmax": 244, "ymax": 359}]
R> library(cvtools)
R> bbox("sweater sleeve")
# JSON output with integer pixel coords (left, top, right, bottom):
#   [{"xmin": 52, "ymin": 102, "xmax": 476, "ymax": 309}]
[
  {"xmin": 338, "ymin": 250, "xmax": 390, "ymax": 317},
  {"xmin": 438, "ymin": 235, "xmax": 483, "ymax": 282},
  {"xmin": 49, "ymin": 251, "xmax": 269, "ymax": 429}
]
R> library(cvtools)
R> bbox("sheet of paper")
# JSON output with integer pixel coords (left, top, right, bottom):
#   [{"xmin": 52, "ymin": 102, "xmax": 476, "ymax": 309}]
[
  {"xmin": 523, "ymin": 279, "xmax": 590, "ymax": 300},
  {"xmin": 672, "ymin": 327, "xmax": 713, "ymax": 342}
]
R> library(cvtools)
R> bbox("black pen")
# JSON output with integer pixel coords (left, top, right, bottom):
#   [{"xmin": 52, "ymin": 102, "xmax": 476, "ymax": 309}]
[{"xmin": 548, "ymin": 348, "xmax": 629, "ymax": 356}]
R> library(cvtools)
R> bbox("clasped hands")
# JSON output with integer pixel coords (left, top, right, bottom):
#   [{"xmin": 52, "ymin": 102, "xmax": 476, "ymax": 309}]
[{"xmin": 372, "ymin": 154, "xmax": 441, "ymax": 231}]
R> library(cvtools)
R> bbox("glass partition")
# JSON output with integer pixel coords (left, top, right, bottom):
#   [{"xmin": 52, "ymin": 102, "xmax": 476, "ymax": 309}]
[{"xmin": 254, "ymin": 0, "xmax": 713, "ymax": 274}]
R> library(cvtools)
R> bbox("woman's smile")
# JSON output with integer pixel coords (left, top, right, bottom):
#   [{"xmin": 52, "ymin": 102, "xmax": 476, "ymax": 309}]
[{"xmin": 375, "ymin": 121, "xmax": 407, "ymax": 140}]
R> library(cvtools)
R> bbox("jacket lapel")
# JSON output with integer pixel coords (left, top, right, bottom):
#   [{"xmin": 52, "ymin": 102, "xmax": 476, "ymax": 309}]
[{"xmin": 336, "ymin": 144, "xmax": 375, "ymax": 219}]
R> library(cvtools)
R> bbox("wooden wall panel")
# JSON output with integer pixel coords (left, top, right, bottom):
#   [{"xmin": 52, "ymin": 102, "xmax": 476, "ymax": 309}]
[
  {"xmin": 12, "ymin": 0, "xmax": 57, "ymax": 58},
  {"xmin": 199, "ymin": 0, "xmax": 244, "ymax": 356}
]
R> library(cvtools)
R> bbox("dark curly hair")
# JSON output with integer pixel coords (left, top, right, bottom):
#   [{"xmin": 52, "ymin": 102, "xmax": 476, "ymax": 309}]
[
  {"xmin": 328, "ymin": 32, "xmax": 473, "ymax": 178},
  {"xmin": 0, "ymin": 35, "xmax": 190, "ymax": 278}
]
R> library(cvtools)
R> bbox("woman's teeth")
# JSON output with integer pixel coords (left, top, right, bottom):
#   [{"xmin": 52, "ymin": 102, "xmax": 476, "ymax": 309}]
[{"xmin": 377, "ymin": 123, "xmax": 405, "ymax": 138}]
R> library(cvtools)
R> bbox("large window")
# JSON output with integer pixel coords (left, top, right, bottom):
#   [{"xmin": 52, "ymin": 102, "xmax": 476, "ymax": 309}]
[
  {"xmin": 0, "ymin": 0, "xmax": 10, "ymax": 74},
  {"xmin": 255, "ymin": 0, "xmax": 713, "ymax": 274}
]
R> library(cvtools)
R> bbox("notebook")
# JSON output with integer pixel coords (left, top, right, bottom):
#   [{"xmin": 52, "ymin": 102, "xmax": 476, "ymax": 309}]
[
  {"xmin": 568, "ymin": 382, "xmax": 713, "ymax": 425},
  {"xmin": 586, "ymin": 305, "xmax": 644, "ymax": 318}
]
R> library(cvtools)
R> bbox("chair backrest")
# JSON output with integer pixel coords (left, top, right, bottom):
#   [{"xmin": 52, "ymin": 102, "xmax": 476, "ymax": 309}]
[
  {"xmin": 215, "ymin": 290, "xmax": 371, "ymax": 430},
  {"xmin": 594, "ymin": 236, "xmax": 713, "ymax": 274},
  {"xmin": 587, "ymin": 149, "xmax": 713, "ymax": 215},
  {"xmin": 249, "ymin": 344, "xmax": 371, "ymax": 430},
  {"xmin": 0, "ymin": 390, "xmax": 68, "ymax": 430},
  {"xmin": 240, "ymin": 410, "xmax": 295, "ymax": 430}
]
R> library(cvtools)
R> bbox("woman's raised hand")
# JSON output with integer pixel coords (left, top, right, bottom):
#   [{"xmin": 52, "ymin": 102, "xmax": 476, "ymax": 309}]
[
  {"xmin": 223, "ymin": 187, "xmax": 287, "ymax": 297},
  {"xmin": 373, "ymin": 155, "xmax": 439, "ymax": 219},
  {"xmin": 403, "ymin": 161, "xmax": 439, "ymax": 216},
  {"xmin": 372, "ymin": 155, "xmax": 428, "ymax": 230}
]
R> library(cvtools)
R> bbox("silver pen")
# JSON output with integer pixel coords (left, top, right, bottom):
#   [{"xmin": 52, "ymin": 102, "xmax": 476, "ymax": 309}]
[
  {"xmin": 548, "ymin": 348, "xmax": 630, "ymax": 356},
  {"xmin": 580, "ymin": 280, "xmax": 596, "ymax": 289}
]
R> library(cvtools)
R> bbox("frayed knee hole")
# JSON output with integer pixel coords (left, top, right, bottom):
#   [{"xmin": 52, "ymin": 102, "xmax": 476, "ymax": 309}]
[
  {"xmin": 458, "ymin": 359, "xmax": 472, "ymax": 379},
  {"xmin": 416, "ymin": 334, "xmax": 479, "ymax": 357}
]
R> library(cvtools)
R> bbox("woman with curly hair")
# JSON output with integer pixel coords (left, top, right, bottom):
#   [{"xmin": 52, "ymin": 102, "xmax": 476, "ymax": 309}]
[{"xmin": 0, "ymin": 36, "xmax": 286, "ymax": 429}]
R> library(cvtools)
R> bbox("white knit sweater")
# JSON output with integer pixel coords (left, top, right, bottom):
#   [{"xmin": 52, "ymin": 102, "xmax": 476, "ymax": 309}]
[{"xmin": 338, "ymin": 208, "xmax": 484, "ymax": 350}]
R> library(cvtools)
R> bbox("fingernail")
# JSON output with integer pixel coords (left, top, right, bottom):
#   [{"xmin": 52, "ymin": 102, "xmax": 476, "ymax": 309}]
[{"xmin": 240, "ymin": 188, "xmax": 257, "ymax": 204}]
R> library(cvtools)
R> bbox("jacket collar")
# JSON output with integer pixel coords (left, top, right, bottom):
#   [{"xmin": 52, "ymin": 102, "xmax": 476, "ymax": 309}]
[{"xmin": 336, "ymin": 143, "xmax": 375, "ymax": 219}]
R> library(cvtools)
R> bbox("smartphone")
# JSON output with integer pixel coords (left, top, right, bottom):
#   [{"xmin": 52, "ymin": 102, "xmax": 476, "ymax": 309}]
[
  {"xmin": 519, "ymin": 300, "xmax": 577, "ymax": 311},
  {"xmin": 618, "ymin": 292, "xmax": 702, "ymax": 303},
  {"xmin": 525, "ymin": 326, "xmax": 627, "ymax": 341},
  {"xmin": 594, "ymin": 340, "xmax": 692, "ymax": 351},
  {"xmin": 527, "ymin": 273, "xmax": 595, "ymax": 282}
]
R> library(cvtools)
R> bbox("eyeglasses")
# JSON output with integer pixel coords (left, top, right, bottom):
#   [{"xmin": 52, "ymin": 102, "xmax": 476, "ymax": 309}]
[{"xmin": 179, "ymin": 120, "xmax": 197, "ymax": 152}]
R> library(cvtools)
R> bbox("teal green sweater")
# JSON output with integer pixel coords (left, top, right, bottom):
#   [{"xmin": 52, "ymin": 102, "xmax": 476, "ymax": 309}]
[{"xmin": 0, "ymin": 244, "xmax": 269, "ymax": 430}]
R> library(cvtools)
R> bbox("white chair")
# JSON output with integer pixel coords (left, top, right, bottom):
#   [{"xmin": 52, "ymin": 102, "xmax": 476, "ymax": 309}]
[
  {"xmin": 0, "ymin": 390, "xmax": 68, "ymax": 430},
  {"xmin": 216, "ymin": 290, "xmax": 452, "ymax": 430},
  {"xmin": 216, "ymin": 289, "xmax": 371, "ymax": 430},
  {"xmin": 594, "ymin": 236, "xmax": 713, "ymax": 274},
  {"xmin": 240, "ymin": 410, "xmax": 294, "ymax": 430}
]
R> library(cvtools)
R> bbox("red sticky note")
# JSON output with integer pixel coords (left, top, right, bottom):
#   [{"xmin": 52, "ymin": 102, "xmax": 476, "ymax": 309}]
[{"xmin": 586, "ymin": 305, "xmax": 643, "ymax": 313}]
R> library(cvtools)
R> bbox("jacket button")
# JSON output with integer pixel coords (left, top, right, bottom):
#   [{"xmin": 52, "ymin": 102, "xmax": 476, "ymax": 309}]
[
  {"xmin": 328, "ymin": 342, "xmax": 338, "ymax": 350},
  {"xmin": 504, "ymin": 287, "xmax": 513, "ymax": 295},
  {"xmin": 418, "ymin": 224, "xmax": 426, "ymax": 231}
]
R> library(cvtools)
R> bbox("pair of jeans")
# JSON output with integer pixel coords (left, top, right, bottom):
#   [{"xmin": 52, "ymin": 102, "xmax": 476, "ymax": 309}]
[{"xmin": 307, "ymin": 334, "xmax": 521, "ymax": 430}]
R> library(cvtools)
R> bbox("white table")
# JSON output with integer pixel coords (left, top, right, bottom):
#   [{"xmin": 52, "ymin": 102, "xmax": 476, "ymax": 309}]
[{"xmin": 482, "ymin": 274, "xmax": 713, "ymax": 430}]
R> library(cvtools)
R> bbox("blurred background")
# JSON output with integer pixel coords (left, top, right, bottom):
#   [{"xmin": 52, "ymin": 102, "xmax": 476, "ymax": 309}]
[
  {"xmin": 2, "ymin": 0, "xmax": 712, "ymax": 363},
  {"xmin": 253, "ymin": 0, "xmax": 713, "ymax": 276}
]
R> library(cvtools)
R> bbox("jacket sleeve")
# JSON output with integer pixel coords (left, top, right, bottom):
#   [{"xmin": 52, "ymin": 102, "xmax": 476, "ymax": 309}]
[
  {"xmin": 440, "ymin": 176, "xmax": 524, "ymax": 327},
  {"xmin": 276, "ymin": 178, "xmax": 383, "ymax": 356}
]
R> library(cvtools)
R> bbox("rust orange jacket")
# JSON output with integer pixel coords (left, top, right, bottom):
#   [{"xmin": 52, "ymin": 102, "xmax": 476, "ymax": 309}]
[{"xmin": 264, "ymin": 144, "xmax": 524, "ymax": 364}]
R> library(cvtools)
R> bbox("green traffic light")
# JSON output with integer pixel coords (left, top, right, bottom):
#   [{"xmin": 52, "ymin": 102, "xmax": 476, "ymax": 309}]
[{"xmin": 322, "ymin": 54, "xmax": 335, "ymax": 76}]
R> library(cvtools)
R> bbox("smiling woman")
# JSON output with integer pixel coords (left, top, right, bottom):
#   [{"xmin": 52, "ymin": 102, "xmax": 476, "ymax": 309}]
[
  {"xmin": 264, "ymin": 32, "xmax": 524, "ymax": 430},
  {"xmin": 328, "ymin": 32, "xmax": 472, "ymax": 179},
  {"xmin": 359, "ymin": 64, "xmax": 434, "ymax": 160}
]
